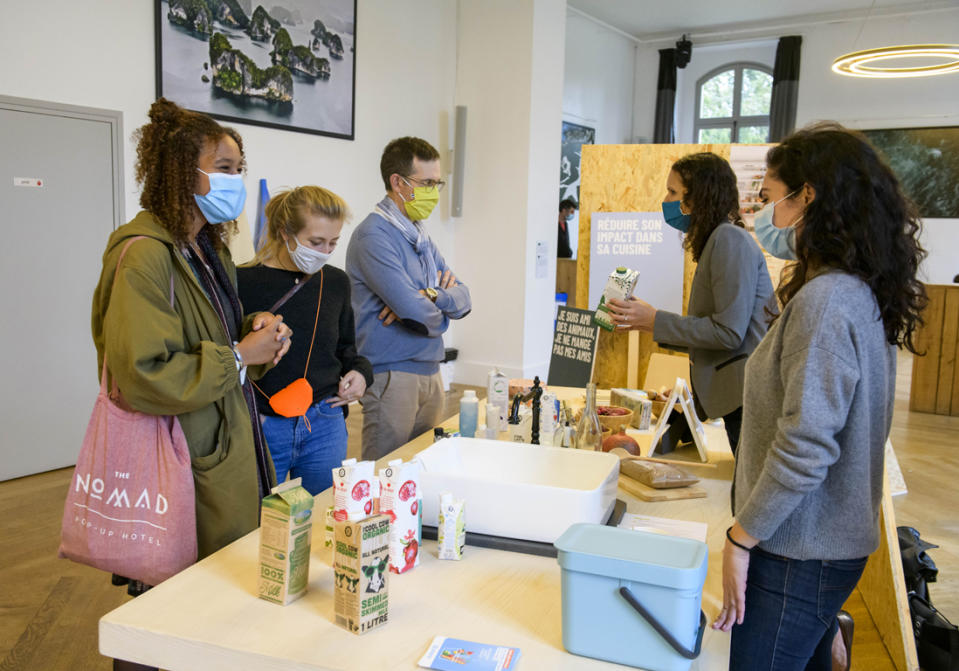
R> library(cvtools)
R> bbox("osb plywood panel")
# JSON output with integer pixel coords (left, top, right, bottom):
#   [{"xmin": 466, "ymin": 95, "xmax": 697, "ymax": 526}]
[
  {"xmin": 854, "ymin": 472, "xmax": 920, "ymax": 671},
  {"xmin": 576, "ymin": 144, "xmax": 730, "ymax": 388}
]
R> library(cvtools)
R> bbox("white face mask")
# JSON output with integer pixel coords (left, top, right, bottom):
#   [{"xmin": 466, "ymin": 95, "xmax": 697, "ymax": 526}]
[{"xmin": 285, "ymin": 238, "xmax": 330, "ymax": 274}]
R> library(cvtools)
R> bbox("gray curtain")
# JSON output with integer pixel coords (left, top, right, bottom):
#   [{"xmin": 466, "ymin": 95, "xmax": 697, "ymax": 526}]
[
  {"xmin": 653, "ymin": 48, "xmax": 677, "ymax": 144},
  {"xmin": 769, "ymin": 36, "xmax": 802, "ymax": 142}
]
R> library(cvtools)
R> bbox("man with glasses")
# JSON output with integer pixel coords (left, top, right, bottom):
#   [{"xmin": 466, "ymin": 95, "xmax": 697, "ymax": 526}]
[{"xmin": 346, "ymin": 136, "xmax": 472, "ymax": 460}]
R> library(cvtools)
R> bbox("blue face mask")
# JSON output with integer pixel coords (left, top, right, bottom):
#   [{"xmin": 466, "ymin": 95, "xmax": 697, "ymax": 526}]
[
  {"xmin": 194, "ymin": 169, "xmax": 246, "ymax": 224},
  {"xmin": 661, "ymin": 199, "xmax": 690, "ymax": 232},
  {"xmin": 754, "ymin": 190, "xmax": 801, "ymax": 260}
]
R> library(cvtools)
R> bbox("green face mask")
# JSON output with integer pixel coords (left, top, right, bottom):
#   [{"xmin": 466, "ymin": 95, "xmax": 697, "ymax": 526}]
[{"xmin": 401, "ymin": 179, "xmax": 439, "ymax": 221}]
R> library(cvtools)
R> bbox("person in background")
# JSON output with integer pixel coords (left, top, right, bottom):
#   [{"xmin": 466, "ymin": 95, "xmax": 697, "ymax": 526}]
[
  {"xmin": 714, "ymin": 123, "xmax": 927, "ymax": 671},
  {"xmin": 91, "ymin": 98, "xmax": 290, "ymax": 671},
  {"xmin": 606, "ymin": 152, "xmax": 775, "ymax": 453},
  {"xmin": 237, "ymin": 187, "xmax": 373, "ymax": 495},
  {"xmin": 557, "ymin": 197, "xmax": 577, "ymax": 258},
  {"xmin": 346, "ymin": 137, "xmax": 472, "ymax": 461}
]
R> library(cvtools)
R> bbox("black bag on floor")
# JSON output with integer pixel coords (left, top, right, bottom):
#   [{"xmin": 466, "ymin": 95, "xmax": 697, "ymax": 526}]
[
  {"xmin": 909, "ymin": 592, "xmax": 959, "ymax": 671},
  {"xmin": 899, "ymin": 526, "xmax": 939, "ymax": 601}
]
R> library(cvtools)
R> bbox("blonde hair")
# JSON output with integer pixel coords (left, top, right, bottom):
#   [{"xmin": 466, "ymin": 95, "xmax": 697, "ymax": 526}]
[{"xmin": 249, "ymin": 186, "xmax": 350, "ymax": 266}]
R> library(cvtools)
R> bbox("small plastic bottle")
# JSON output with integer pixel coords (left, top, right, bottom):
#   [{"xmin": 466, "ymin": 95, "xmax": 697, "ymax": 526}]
[{"xmin": 459, "ymin": 390, "xmax": 479, "ymax": 438}]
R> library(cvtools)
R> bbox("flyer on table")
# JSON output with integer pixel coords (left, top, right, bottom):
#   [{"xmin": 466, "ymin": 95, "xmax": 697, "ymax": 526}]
[{"xmin": 419, "ymin": 636, "xmax": 521, "ymax": 670}]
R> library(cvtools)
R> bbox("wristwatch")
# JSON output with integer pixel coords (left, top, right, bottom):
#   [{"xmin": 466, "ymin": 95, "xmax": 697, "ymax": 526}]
[{"xmin": 424, "ymin": 287, "xmax": 439, "ymax": 302}]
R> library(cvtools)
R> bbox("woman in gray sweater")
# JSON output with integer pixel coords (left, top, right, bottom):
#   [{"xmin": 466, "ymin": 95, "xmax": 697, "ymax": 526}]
[{"xmin": 713, "ymin": 124, "xmax": 927, "ymax": 671}]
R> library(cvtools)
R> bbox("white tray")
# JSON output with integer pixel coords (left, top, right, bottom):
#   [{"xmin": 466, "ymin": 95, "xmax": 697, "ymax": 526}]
[{"xmin": 414, "ymin": 437, "xmax": 620, "ymax": 544}]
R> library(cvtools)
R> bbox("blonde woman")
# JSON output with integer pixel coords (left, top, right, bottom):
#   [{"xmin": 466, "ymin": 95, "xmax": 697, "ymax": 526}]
[{"xmin": 238, "ymin": 187, "xmax": 372, "ymax": 495}]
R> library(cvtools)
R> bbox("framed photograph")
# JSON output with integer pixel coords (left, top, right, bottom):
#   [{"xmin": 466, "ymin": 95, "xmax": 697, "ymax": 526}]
[
  {"xmin": 862, "ymin": 126, "xmax": 959, "ymax": 219},
  {"xmin": 155, "ymin": 0, "xmax": 357, "ymax": 140},
  {"xmin": 560, "ymin": 121, "xmax": 595, "ymax": 205}
]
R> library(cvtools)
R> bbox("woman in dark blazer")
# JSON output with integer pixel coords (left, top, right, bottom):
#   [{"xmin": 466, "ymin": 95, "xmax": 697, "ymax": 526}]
[{"xmin": 607, "ymin": 152, "xmax": 775, "ymax": 452}]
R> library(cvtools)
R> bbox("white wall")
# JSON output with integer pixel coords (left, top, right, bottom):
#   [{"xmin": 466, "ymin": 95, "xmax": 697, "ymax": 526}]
[
  {"xmin": 524, "ymin": 1, "xmax": 567, "ymax": 374},
  {"xmin": 795, "ymin": 7, "xmax": 959, "ymax": 285},
  {"xmin": 561, "ymin": 10, "xmax": 636, "ymax": 256},
  {"xmin": 0, "ymin": 0, "xmax": 462, "ymax": 339},
  {"xmin": 563, "ymin": 12, "xmax": 636, "ymax": 145},
  {"xmin": 674, "ymin": 40, "xmax": 777, "ymax": 144},
  {"xmin": 629, "ymin": 6, "xmax": 959, "ymax": 287},
  {"xmin": 452, "ymin": 0, "xmax": 567, "ymax": 384}
]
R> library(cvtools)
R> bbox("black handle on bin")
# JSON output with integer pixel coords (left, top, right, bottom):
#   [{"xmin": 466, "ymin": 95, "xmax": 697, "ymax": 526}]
[{"xmin": 618, "ymin": 586, "xmax": 706, "ymax": 660}]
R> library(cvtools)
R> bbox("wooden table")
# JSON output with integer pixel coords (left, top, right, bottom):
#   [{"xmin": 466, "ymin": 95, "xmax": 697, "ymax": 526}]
[{"xmin": 99, "ymin": 390, "xmax": 914, "ymax": 670}]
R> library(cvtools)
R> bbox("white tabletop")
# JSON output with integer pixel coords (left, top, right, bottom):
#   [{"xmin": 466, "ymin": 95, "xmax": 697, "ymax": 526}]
[{"xmin": 100, "ymin": 398, "xmax": 735, "ymax": 671}]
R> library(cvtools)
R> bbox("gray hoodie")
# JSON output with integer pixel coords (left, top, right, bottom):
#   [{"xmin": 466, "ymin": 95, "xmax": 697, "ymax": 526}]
[{"xmin": 733, "ymin": 271, "xmax": 895, "ymax": 560}]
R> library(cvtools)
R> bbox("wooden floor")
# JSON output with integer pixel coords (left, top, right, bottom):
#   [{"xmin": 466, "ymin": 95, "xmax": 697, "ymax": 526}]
[{"xmin": 1, "ymin": 355, "xmax": 956, "ymax": 670}]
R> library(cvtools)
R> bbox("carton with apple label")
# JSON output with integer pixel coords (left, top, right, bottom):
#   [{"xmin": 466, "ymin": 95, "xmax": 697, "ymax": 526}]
[
  {"xmin": 332, "ymin": 458, "xmax": 375, "ymax": 522},
  {"xmin": 379, "ymin": 459, "xmax": 422, "ymax": 574},
  {"xmin": 258, "ymin": 478, "xmax": 314, "ymax": 605},
  {"xmin": 333, "ymin": 514, "xmax": 390, "ymax": 635}
]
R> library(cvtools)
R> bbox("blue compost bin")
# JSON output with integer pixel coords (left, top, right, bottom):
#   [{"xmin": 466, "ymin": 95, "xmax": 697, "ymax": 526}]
[{"xmin": 554, "ymin": 523, "xmax": 708, "ymax": 671}]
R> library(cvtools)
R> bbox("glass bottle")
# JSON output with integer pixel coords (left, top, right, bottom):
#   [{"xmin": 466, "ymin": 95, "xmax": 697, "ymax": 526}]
[{"xmin": 575, "ymin": 383, "xmax": 603, "ymax": 451}]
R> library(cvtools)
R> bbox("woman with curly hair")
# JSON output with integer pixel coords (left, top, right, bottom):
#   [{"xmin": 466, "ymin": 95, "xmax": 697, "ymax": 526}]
[
  {"xmin": 714, "ymin": 123, "xmax": 927, "ymax": 671},
  {"xmin": 90, "ymin": 98, "xmax": 291, "ymax": 608},
  {"xmin": 608, "ymin": 152, "xmax": 775, "ymax": 452}
]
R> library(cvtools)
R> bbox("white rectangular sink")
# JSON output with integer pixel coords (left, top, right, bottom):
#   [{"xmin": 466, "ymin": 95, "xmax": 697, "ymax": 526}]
[{"xmin": 414, "ymin": 437, "xmax": 620, "ymax": 544}]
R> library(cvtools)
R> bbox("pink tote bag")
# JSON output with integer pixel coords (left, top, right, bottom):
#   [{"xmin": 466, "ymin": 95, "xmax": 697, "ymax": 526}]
[{"xmin": 58, "ymin": 237, "xmax": 197, "ymax": 586}]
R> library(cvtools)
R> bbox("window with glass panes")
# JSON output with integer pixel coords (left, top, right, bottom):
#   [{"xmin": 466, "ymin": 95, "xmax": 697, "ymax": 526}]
[{"xmin": 694, "ymin": 63, "xmax": 773, "ymax": 144}]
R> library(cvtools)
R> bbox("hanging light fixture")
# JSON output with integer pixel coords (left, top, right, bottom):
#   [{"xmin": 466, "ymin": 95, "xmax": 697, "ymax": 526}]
[{"xmin": 832, "ymin": 44, "xmax": 959, "ymax": 78}]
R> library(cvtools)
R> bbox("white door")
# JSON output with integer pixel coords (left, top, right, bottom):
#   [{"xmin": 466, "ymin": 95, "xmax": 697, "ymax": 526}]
[{"xmin": 0, "ymin": 101, "xmax": 121, "ymax": 480}]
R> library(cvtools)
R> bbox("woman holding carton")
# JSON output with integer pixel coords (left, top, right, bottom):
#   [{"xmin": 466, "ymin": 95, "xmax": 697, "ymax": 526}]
[
  {"xmin": 238, "ymin": 186, "xmax": 373, "ymax": 495},
  {"xmin": 607, "ymin": 152, "xmax": 775, "ymax": 453},
  {"xmin": 714, "ymin": 124, "xmax": 926, "ymax": 669}
]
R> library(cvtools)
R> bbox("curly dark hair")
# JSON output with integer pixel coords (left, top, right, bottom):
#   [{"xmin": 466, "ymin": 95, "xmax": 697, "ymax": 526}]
[
  {"xmin": 671, "ymin": 152, "xmax": 743, "ymax": 262},
  {"xmin": 766, "ymin": 122, "xmax": 927, "ymax": 353},
  {"xmin": 133, "ymin": 98, "xmax": 244, "ymax": 248}
]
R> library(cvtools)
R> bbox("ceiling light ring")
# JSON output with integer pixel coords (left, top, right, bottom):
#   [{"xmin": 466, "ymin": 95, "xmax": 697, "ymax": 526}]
[{"xmin": 832, "ymin": 44, "xmax": 959, "ymax": 78}]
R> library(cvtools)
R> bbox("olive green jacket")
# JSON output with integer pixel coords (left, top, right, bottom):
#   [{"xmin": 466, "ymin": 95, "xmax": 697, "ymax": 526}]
[{"xmin": 91, "ymin": 211, "xmax": 275, "ymax": 559}]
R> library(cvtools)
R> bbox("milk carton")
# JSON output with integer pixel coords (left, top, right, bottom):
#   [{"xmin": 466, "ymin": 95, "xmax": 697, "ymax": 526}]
[
  {"xmin": 487, "ymin": 368, "xmax": 509, "ymax": 432},
  {"xmin": 379, "ymin": 459, "xmax": 422, "ymax": 574},
  {"xmin": 593, "ymin": 267, "xmax": 640, "ymax": 331},
  {"xmin": 611, "ymin": 388, "xmax": 654, "ymax": 430},
  {"xmin": 333, "ymin": 514, "xmax": 390, "ymax": 635},
  {"xmin": 437, "ymin": 492, "xmax": 466, "ymax": 561},
  {"xmin": 332, "ymin": 458, "xmax": 375, "ymax": 522},
  {"xmin": 258, "ymin": 478, "xmax": 314, "ymax": 605}
]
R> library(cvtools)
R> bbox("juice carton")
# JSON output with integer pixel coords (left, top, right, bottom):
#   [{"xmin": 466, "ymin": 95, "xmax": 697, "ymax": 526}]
[
  {"xmin": 487, "ymin": 368, "xmax": 509, "ymax": 432},
  {"xmin": 540, "ymin": 391, "xmax": 559, "ymax": 443},
  {"xmin": 258, "ymin": 478, "xmax": 314, "ymax": 605},
  {"xmin": 379, "ymin": 459, "xmax": 422, "ymax": 574},
  {"xmin": 593, "ymin": 267, "xmax": 640, "ymax": 331},
  {"xmin": 333, "ymin": 514, "xmax": 390, "ymax": 635},
  {"xmin": 332, "ymin": 458, "xmax": 375, "ymax": 522},
  {"xmin": 437, "ymin": 492, "xmax": 466, "ymax": 561}
]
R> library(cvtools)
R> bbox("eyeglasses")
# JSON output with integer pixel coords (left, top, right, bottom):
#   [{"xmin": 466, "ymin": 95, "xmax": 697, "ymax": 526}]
[{"xmin": 402, "ymin": 175, "xmax": 447, "ymax": 193}]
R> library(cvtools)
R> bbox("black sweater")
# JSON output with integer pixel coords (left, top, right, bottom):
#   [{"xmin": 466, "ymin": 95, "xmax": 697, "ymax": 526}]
[{"xmin": 237, "ymin": 264, "xmax": 374, "ymax": 417}]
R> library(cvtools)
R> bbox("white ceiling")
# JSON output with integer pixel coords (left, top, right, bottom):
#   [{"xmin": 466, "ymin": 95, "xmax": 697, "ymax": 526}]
[{"xmin": 565, "ymin": 0, "xmax": 957, "ymax": 43}]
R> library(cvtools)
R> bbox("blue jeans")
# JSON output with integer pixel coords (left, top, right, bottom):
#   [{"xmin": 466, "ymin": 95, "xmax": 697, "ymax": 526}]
[
  {"xmin": 261, "ymin": 401, "xmax": 348, "ymax": 495},
  {"xmin": 729, "ymin": 547, "xmax": 867, "ymax": 671}
]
